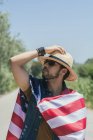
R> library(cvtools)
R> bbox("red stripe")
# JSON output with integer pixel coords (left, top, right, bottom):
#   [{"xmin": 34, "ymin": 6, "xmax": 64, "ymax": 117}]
[
  {"xmin": 42, "ymin": 98, "xmax": 85, "ymax": 121},
  {"xmin": 16, "ymin": 94, "xmax": 21, "ymax": 105},
  {"xmin": 11, "ymin": 112, "xmax": 24, "ymax": 129},
  {"xmin": 53, "ymin": 118, "xmax": 86, "ymax": 136},
  {"xmin": 6, "ymin": 131, "xmax": 18, "ymax": 140},
  {"xmin": 40, "ymin": 89, "xmax": 76, "ymax": 103},
  {"xmin": 6, "ymin": 93, "xmax": 23, "ymax": 140}
]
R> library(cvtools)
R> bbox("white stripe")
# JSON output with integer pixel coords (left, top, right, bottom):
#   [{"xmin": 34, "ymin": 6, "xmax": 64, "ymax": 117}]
[
  {"xmin": 37, "ymin": 85, "xmax": 41, "ymax": 103},
  {"xmin": 47, "ymin": 107, "xmax": 86, "ymax": 128},
  {"xmin": 38, "ymin": 92, "xmax": 83, "ymax": 113},
  {"xmin": 33, "ymin": 85, "xmax": 41, "ymax": 103},
  {"xmin": 14, "ymin": 103, "xmax": 26, "ymax": 121},
  {"xmin": 58, "ymin": 129, "xmax": 86, "ymax": 140},
  {"xmin": 9, "ymin": 121, "xmax": 22, "ymax": 139}
]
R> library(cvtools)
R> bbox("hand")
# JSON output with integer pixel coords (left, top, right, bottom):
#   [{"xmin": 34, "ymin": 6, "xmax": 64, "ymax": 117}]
[{"xmin": 45, "ymin": 45, "xmax": 66, "ymax": 55}]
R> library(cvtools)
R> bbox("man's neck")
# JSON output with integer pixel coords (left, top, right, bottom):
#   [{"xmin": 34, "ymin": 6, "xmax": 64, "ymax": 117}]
[{"xmin": 47, "ymin": 79, "xmax": 63, "ymax": 96}]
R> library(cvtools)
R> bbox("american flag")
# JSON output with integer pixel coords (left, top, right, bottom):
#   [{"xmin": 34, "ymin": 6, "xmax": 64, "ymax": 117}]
[
  {"xmin": 6, "ymin": 89, "xmax": 86, "ymax": 140},
  {"xmin": 37, "ymin": 89, "xmax": 86, "ymax": 140},
  {"xmin": 6, "ymin": 90, "xmax": 28, "ymax": 140}
]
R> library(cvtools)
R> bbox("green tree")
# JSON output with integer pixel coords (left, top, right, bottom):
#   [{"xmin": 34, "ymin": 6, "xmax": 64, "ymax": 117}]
[
  {"xmin": 0, "ymin": 12, "xmax": 25, "ymax": 94},
  {"xmin": 30, "ymin": 61, "xmax": 42, "ymax": 78},
  {"xmin": 85, "ymin": 58, "xmax": 93, "ymax": 64},
  {"xmin": 78, "ymin": 58, "xmax": 93, "ymax": 79}
]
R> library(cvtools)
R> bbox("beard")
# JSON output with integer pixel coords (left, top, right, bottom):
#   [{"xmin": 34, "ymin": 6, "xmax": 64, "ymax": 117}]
[{"xmin": 42, "ymin": 67, "xmax": 60, "ymax": 80}]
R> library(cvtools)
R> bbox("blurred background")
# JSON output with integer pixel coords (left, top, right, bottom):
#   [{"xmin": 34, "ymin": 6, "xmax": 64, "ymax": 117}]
[{"xmin": 0, "ymin": 0, "xmax": 93, "ymax": 140}]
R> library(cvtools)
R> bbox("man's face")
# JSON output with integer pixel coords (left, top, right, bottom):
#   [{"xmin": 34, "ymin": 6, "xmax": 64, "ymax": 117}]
[{"xmin": 42, "ymin": 59, "xmax": 62, "ymax": 80}]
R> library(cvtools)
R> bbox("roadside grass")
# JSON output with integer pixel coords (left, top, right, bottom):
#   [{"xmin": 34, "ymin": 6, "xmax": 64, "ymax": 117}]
[{"xmin": 66, "ymin": 77, "xmax": 93, "ymax": 109}]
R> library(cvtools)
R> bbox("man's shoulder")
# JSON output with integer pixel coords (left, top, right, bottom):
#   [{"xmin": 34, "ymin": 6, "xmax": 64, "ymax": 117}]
[{"xmin": 65, "ymin": 88, "xmax": 84, "ymax": 98}]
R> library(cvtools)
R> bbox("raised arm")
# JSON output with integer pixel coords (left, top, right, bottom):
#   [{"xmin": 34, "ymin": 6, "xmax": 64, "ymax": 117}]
[
  {"xmin": 10, "ymin": 46, "xmax": 64, "ymax": 99},
  {"xmin": 10, "ymin": 50, "xmax": 38, "ymax": 91}
]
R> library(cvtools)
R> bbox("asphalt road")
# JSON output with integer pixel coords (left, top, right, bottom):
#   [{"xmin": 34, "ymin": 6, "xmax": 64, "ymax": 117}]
[{"xmin": 0, "ymin": 90, "xmax": 93, "ymax": 140}]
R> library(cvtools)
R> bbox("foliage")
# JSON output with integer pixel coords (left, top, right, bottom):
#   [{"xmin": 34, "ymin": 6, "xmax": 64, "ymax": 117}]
[
  {"xmin": 78, "ymin": 58, "xmax": 93, "ymax": 79},
  {"xmin": 67, "ymin": 77, "xmax": 93, "ymax": 108},
  {"xmin": 0, "ymin": 66, "xmax": 16, "ymax": 93},
  {"xmin": 85, "ymin": 58, "xmax": 93, "ymax": 64},
  {"xmin": 77, "ymin": 65, "xmax": 88, "ymax": 77},
  {"xmin": 30, "ymin": 60, "xmax": 42, "ymax": 78},
  {"xmin": 0, "ymin": 12, "xmax": 25, "ymax": 94},
  {"xmin": 67, "ymin": 59, "xmax": 93, "ymax": 108}
]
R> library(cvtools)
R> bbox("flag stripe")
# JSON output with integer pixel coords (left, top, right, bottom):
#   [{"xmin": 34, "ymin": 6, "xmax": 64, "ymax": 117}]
[
  {"xmin": 16, "ymin": 93, "xmax": 21, "ymax": 104},
  {"xmin": 6, "ymin": 92, "xmax": 26, "ymax": 140},
  {"xmin": 38, "ymin": 92, "xmax": 83, "ymax": 113},
  {"xmin": 11, "ymin": 112, "xmax": 24, "ymax": 129},
  {"xmin": 47, "ymin": 107, "xmax": 86, "ymax": 128},
  {"xmin": 53, "ymin": 118, "xmax": 86, "ymax": 136},
  {"xmin": 14, "ymin": 103, "xmax": 26, "ymax": 121},
  {"xmin": 39, "ymin": 89, "xmax": 75, "ymax": 103},
  {"xmin": 9, "ymin": 121, "xmax": 22, "ymax": 139},
  {"xmin": 42, "ymin": 98, "xmax": 85, "ymax": 121},
  {"xmin": 37, "ymin": 91, "xmax": 86, "ymax": 139},
  {"xmin": 58, "ymin": 129, "xmax": 86, "ymax": 140},
  {"xmin": 6, "ymin": 131, "xmax": 18, "ymax": 140}
]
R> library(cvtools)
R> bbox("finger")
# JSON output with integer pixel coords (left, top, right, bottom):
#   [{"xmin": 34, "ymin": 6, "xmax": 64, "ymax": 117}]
[{"xmin": 58, "ymin": 47, "xmax": 66, "ymax": 54}]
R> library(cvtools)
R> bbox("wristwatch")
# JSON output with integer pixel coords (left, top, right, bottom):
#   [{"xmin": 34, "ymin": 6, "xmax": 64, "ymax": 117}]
[{"xmin": 36, "ymin": 47, "xmax": 46, "ymax": 56}]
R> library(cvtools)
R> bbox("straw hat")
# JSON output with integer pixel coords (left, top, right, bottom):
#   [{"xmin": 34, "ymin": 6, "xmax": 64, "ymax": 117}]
[{"xmin": 38, "ymin": 47, "xmax": 78, "ymax": 81}]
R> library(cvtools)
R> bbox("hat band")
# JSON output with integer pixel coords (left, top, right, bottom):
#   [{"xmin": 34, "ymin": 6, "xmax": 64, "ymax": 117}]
[{"xmin": 49, "ymin": 55, "xmax": 70, "ymax": 67}]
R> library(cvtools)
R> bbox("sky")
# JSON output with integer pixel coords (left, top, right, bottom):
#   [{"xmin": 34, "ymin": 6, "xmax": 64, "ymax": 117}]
[{"xmin": 0, "ymin": 0, "xmax": 93, "ymax": 63}]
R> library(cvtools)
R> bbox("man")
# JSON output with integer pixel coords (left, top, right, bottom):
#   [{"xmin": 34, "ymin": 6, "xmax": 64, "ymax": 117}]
[{"xmin": 6, "ymin": 45, "xmax": 86, "ymax": 140}]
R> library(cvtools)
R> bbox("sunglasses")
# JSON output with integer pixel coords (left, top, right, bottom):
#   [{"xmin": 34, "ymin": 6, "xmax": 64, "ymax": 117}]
[{"xmin": 44, "ymin": 60, "xmax": 58, "ymax": 66}]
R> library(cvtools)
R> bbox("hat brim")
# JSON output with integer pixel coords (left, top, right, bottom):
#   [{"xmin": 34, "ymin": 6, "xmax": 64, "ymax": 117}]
[{"xmin": 38, "ymin": 55, "xmax": 78, "ymax": 81}]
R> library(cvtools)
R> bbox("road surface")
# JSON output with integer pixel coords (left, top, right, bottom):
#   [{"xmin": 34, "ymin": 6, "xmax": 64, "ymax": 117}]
[{"xmin": 0, "ymin": 90, "xmax": 93, "ymax": 140}]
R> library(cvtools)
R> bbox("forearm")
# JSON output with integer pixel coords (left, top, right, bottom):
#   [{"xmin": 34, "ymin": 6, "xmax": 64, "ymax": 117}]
[
  {"xmin": 10, "ymin": 50, "xmax": 38, "ymax": 66},
  {"xmin": 9, "ymin": 49, "xmax": 39, "ymax": 92},
  {"xmin": 10, "ymin": 46, "xmax": 64, "ymax": 66}
]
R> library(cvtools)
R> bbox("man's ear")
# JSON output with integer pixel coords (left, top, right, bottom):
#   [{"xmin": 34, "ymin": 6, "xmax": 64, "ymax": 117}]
[{"xmin": 61, "ymin": 68, "xmax": 67, "ymax": 75}]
